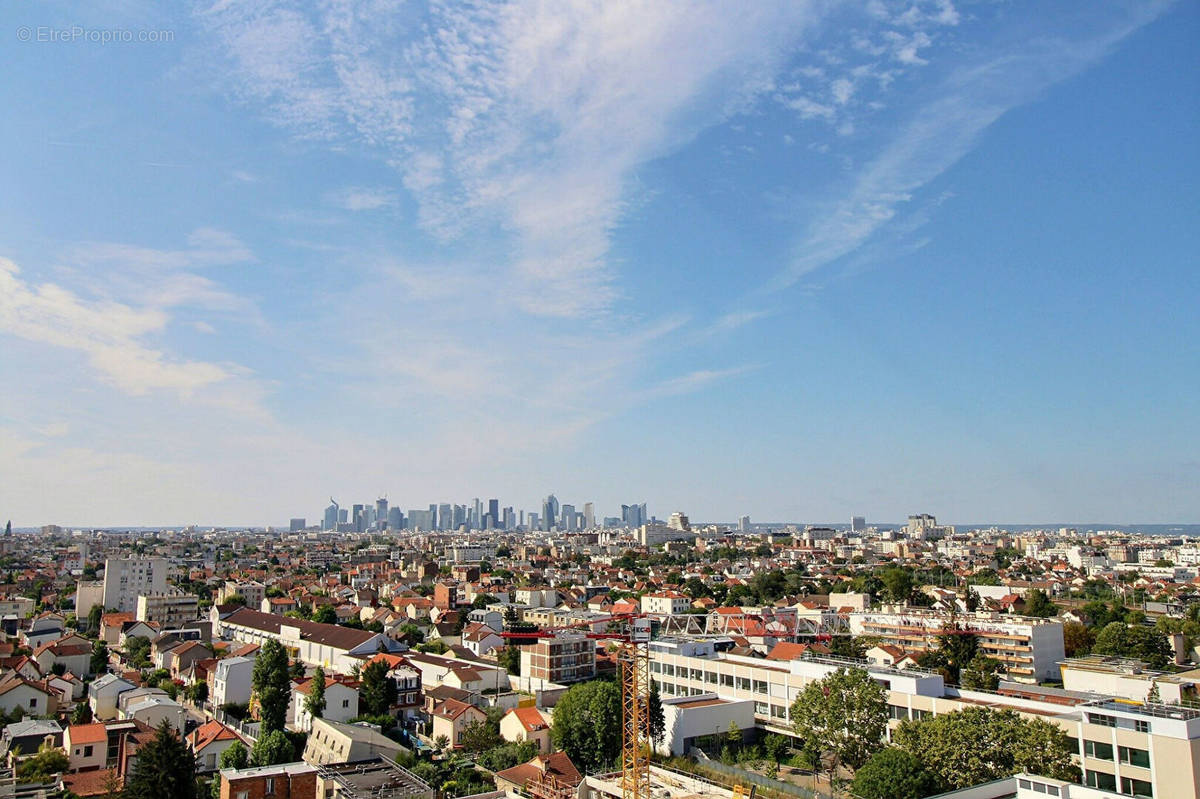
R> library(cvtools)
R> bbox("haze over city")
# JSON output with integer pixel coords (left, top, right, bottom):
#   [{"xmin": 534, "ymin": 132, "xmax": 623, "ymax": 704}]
[{"xmin": 2, "ymin": 0, "xmax": 1197, "ymax": 527}]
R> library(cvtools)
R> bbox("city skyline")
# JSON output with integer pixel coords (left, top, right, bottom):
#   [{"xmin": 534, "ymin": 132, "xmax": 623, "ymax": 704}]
[{"xmin": 1, "ymin": 1, "xmax": 1197, "ymax": 527}]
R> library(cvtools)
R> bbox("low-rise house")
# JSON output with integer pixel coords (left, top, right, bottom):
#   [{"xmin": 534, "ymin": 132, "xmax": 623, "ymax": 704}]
[
  {"xmin": 0, "ymin": 674, "xmax": 58, "ymax": 718},
  {"xmin": 34, "ymin": 638, "xmax": 93, "ymax": 677},
  {"xmin": 1, "ymin": 719, "xmax": 62, "ymax": 765},
  {"xmin": 118, "ymin": 688, "xmax": 186, "ymax": 733},
  {"xmin": 494, "ymin": 752, "xmax": 581, "ymax": 796},
  {"xmin": 212, "ymin": 656, "xmax": 254, "ymax": 708},
  {"xmin": 428, "ymin": 698, "xmax": 486, "ymax": 749},
  {"xmin": 88, "ymin": 674, "xmax": 136, "ymax": 721},
  {"xmin": 461, "ymin": 623, "xmax": 504, "ymax": 658},
  {"xmin": 302, "ymin": 717, "xmax": 403, "ymax": 765},
  {"xmin": 289, "ymin": 676, "xmax": 359, "ymax": 732},
  {"xmin": 499, "ymin": 706, "xmax": 552, "ymax": 751},
  {"xmin": 187, "ymin": 719, "xmax": 245, "ymax": 773},
  {"xmin": 64, "ymin": 722, "xmax": 108, "ymax": 772},
  {"xmin": 219, "ymin": 762, "xmax": 317, "ymax": 799}
]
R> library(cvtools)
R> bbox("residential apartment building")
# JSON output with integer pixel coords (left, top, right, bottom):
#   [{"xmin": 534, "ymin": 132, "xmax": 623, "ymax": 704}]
[
  {"xmin": 102, "ymin": 558, "xmax": 168, "ymax": 613},
  {"xmin": 213, "ymin": 607, "xmax": 404, "ymax": 672},
  {"xmin": 135, "ymin": 592, "xmax": 200, "ymax": 627},
  {"xmin": 648, "ymin": 637, "xmax": 1200, "ymax": 799},
  {"xmin": 641, "ymin": 591, "xmax": 691, "ymax": 616},
  {"xmin": 520, "ymin": 633, "xmax": 596, "ymax": 684},
  {"xmin": 849, "ymin": 608, "xmax": 1066, "ymax": 682}
]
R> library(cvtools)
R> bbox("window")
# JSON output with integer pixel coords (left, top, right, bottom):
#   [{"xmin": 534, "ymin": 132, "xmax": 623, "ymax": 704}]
[
  {"xmin": 235, "ymin": 792, "xmax": 249, "ymax": 799},
  {"xmin": 1119, "ymin": 746, "xmax": 1150, "ymax": 768},
  {"xmin": 1084, "ymin": 740, "xmax": 1114, "ymax": 760},
  {"xmin": 264, "ymin": 776, "xmax": 275, "ymax": 795},
  {"xmin": 1134, "ymin": 719, "xmax": 1150, "ymax": 733},
  {"xmin": 1087, "ymin": 712, "xmax": 1117, "ymax": 727},
  {"xmin": 83, "ymin": 745, "xmax": 93, "ymax": 757},
  {"xmin": 342, "ymin": 699, "xmax": 350, "ymax": 708},
  {"xmin": 1120, "ymin": 777, "xmax": 1153, "ymax": 797},
  {"xmin": 1086, "ymin": 770, "xmax": 1117, "ymax": 791},
  {"xmin": 752, "ymin": 680, "xmax": 768, "ymax": 694},
  {"xmin": 29, "ymin": 698, "xmax": 36, "ymax": 709},
  {"xmin": 888, "ymin": 704, "xmax": 910, "ymax": 721}
]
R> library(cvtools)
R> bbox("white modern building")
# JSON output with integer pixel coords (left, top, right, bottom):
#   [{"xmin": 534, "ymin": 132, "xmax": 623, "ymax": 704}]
[{"xmin": 101, "ymin": 558, "xmax": 168, "ymax": 613}]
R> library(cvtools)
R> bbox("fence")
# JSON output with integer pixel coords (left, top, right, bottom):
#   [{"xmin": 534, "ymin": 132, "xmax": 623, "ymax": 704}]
[{"xmin": 670, "ymin": 755, "xmax": 828, "ymax": 799}]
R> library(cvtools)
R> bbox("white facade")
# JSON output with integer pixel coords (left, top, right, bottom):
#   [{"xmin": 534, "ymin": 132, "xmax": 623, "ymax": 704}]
[
  {"xmin": 102, "ymin": 558, "xmax": 168, "ymax": 613},
  {"xmin": 658, "ymin": 694, "xmax": 756, "ymax": 756},
  {"xmin": 212, "ymin": 656, "xmax": 254, "ymax": 707},
  {"xmin": 641, "ymin": 592, "xmax": 691, "ymax": 616},
  {"xmin": 136, "ymin": 592, "xmax": 200, "ymax": 627}
]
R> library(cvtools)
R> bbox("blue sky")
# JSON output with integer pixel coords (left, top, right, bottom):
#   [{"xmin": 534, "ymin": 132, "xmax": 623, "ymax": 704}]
[{"xmin": 1, "ymin": 0, "xmax": 1196, "ymax": 527}]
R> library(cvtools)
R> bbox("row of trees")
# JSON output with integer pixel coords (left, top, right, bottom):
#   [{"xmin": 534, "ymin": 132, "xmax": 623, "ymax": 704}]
[{"xmin": 786, "ymin": 667, "xmax": 1078, "ymax": 798}]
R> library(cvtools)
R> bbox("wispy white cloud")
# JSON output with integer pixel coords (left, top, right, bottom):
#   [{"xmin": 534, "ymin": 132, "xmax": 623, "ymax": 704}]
[
  {"xmin": 327, "ymin": 186, "xmax": 397, "ymax": 211},
  {"xmin": 772, "ymin": 2, "xmax": 1172, "ymax": 288}
]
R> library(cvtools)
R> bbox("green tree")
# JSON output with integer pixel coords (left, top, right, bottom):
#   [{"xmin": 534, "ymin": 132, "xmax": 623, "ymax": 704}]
[
  {"xmin": 1093, "ymin": 622, "xmax": 1171, "ymax": 668},
  {"xmin": 188, "ymin": 681, "xmax": 209, "ymax": 705},
  {"xmin": 459, "ymin": 718, "xmax": 502, "ymax": 754},
  {"xmin": 16, "ymin": 742, "xmax": 69, "ymax": 783},
  {"xmin": 123, "ymin": 720, "xmax": 198, "ymax": 799},
  {"xmin": 500, "ymin": 645, "xmax": 521, "ymax": 675},
  {"xmin": 1023, "ymin": 589, "xmax": 1057, "ymax": 618},
  {"xmin": 359, "ymin": 659, "xmax": 397, "ymax": 716},
  {"xmin": 880, "ymin": 566, "xmax": 915, "ymax": 604},
  {"xmin": 763, "ymin": 733, "xmax": 789, "ymax": 763},
  {"xmin": 219, "ymin": 741, "xmax": 248, "ymax": 770},
  {"xmin": 87, "ymin": 604, "xmax": 103, "ymax": 633},
  {"xmin": 251, "ymin": 639, "xmax": 290, "ymax": 733},
  {"xmin": 789, "ymin": 667, "xmax": 887, "ymax": 776},
  {"xmin": 224, "ymin": 593, "xmax": 247, "ymax": 608},
  {"xmin": 71, "ymin": 702, "xmax": 93, "ymax": 725},
  {"xmin": 893, "ymin": 706, "xmax": 1077, "ymax": 791},
  {"xmin": 649, "ymin": 680, "xmax": 665, "ymax": 749},
  {"xmin": 125, "ymin": 636, "xmax": 151, "ymax": 668},
  {"xmin": 850, "ymin": 747, "xmax": 938, "ymax": 799},
  {"xmin": 960, "ymin": 655, "xmax": 1003, "ymax": 691},
  {"xmin": 312, "ymin": 604, "xmax": 337, "ymax": 624},
  {"xmin": 305, "ymin": 666, "xmax": 326, "ymax": 721},
  {"xmin": 551, "ymin": 679, "xmax": 622, "ymax": 772},
  {"xmin": 250, "ymin": 729, "xmax": 293, "ymax": 767},
  {"xmin": 1062, "ymin": 621, "xmax": 1095, "ymax": 657}
]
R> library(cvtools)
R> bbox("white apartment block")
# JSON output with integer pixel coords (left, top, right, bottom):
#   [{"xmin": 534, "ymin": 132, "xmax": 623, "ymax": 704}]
[
  {"xmin": 641, "ymin": 592, "xmax": 691, "ymax": 616},
  {"xmin": 102, "ymin": 558, "xmax": 168, "ymax": 613},
  {"xmin": 849, "ymin": 608, "xmax": 1066, "ymax": 682},
  {"xmin": 649, "ymin": 637, "xmax": 1200, "ymax": 799},
  {"xmin": 135, "ymin": 592, "xmax": 200, "ymax": 627}
]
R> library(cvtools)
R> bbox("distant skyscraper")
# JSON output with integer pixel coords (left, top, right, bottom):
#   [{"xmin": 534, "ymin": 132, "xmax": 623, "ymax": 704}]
[
  {"xmin": 851, "ymin": 516, "xmax": 866, "ymax": 533},
  {"xmin": 387, "ymin": 507, "xmax": 404, "ymax": 529},
  {"xmin": 439, "ymin": 504, "xmax": 453, "ymax": 531},
  {"xmin": 352, "ymin": 504, "xmax": 365, "ymax": 532},
  {"xmin": 471, "ymin": 498, "xmax": 482, "ymax": 529},
  {"xmin": 561, "ymin": 504, "xmax": 576, "ymax": 531},
  {"xmin": 428, "ymin": 504, "xmax": 438, "ymax": 529},
  {"xmin": 583, "ymin": 502, "xmax": 595, "ymax": 529},
  {"xmin": 453, "ymin": 504, "xmax": 466, "ymax": 529},
  {"xmin": 323, "ymin": 499, "xmax": 339, "ymax": 531},
  {"xmin": 488, "ymin": 499, "xmax": 499, "ymax": 527},
  {"xmin": 289, "ymin": 518, "xmax": 306, "ymax": 532},
  {"xmin": 738, "ymin": 515, "xmax": 751, "ymax": 532},
  {"xmin": 377, "ymin": 497, "xmax": 388, "ymax": 527},
  {"xmin": 621, "ymin": 503, "xmax": 646, "ymax": 528},
  {"xmin": 528, "ymin": 512, "xmax": 539, "ymax": 531},
  {"xmin": 543, "ymin": 495, "xmax": 559, "ymax": 531}
]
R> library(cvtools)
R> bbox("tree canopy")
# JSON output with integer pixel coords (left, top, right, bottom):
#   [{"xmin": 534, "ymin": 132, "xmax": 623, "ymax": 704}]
[
  {"xmin": 305, "ymin": 665, "xmax": 327, "ymax": 721},
  {"xmin": 251, "ymin": 638, "xmax": 290, "ymax": 733},
  {"xmin": 123, "ymin": 720, "xmax": 197, "ymax": 799},
  {"xmin": 850, "ymin": 747, "xmax": 938, "ymax": 799},
  {"xmin": 1093, "ymin": 622, "xmax": 1171, "ymax": 668},
  {"xmin": 360, "ymin": 659, "xmax": 398, "ymax": 716},
  {"xmin": 893, "ymin": 706, "xmax": 1077, "ymax": 791},
  {"xmin": 250, "ymin": 729, "xmax": 293, "ymax": 767},
  {"xmin": 789, "ymin": 667, "xmax": 887, "ymax": 774},
  {"xmin": 551, "ymin": 679, "xmax": 622, "ymax": 773}
]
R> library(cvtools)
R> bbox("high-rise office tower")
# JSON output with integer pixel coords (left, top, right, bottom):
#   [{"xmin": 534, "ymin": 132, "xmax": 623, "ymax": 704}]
[
  {"xmin": 387, "ymin": 507, "xmax": 404, "ymax": 529},
  {"xmin": 488, "ymin": 499, "xmax": 499, "ymax": 527},
  {"xmin": 453, "ymin": 505, "xmax": 466, "ymax": 529},
  {"xmin": 583, "ymin": 503, "xmax": 595, "ymax": 529},
  {"xmin": 377, "ymin": 498, "xmax": 388, "ymax": 527},
  {"xmin": 364, "ymin": 507, "xmax": 377, "ymax": 529},
  {"xmin": 528, "ymin": 512, "xmax": 539, "ymax": 531},
  {"xmin": 851, "ymin": 516, "xmax": 866, "ymax": 533},
  {"xmin": 561, "ymin": 504, "xmax": 576, "ymax": 531},
  {"xmin": 352, "ymin": 504, "xmax": 365, "ymax": 532},
  {"xmin": 290, "ymin": 518, "xmax": 306, "ymax": 532},
  {"xmin": 543, "ymin": 495, "xmax": 559, "ymax": 531},
  {"xmin": 428, "ymin": 504, "xmax": 438, "ymax": 529},
  {"xmin": 323, "ymin": 499, "xmax": 339, "ymax": 531},
  {"xmin": 503, "ymin": 507, "xmax": 515, "ymax": 530},
  {"xmin": 739, "ymin": 515, "xmax": 751, "ymax": 532},
  {"xmin": 621, "ymin": 503, "xmax": 646, "ymax": 528},
  {"xmin": 439, "ymin": 504, "xmax": 453, "ymax": 531},
  {"xmin": 471, "ymin": 498, "xmax": 482, "ymax": 529}
]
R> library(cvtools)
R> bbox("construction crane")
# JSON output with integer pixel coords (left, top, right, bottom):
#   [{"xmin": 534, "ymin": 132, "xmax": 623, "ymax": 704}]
[{"xmin": 501, "ymin": 613, "xmax": 654, "ymax": 799}]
